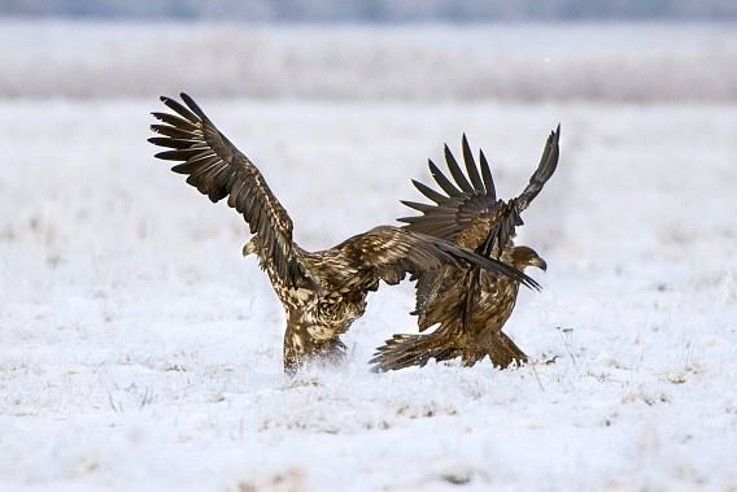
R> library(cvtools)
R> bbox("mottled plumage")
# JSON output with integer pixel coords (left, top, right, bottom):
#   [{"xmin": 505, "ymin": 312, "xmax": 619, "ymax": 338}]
[
  {"xmin": 371, "ymin": 127, "xmax": 560, "ymax": 371},
  {"xmin": 149, "ymin": 93, "xmax": 539, "ymax": 373}
]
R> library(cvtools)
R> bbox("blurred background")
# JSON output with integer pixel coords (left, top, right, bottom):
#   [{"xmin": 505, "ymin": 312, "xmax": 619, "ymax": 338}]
[
  {"xmin": 0, "ymin": 0, "xmax": 736, "ymax": 100},
  {"xmin": 4, "ymin": 0, "xmax": 737, "ymax": 21},
  {"xmin": 1, "ymin": 2, "xmax": 737, "ymax": 490}
]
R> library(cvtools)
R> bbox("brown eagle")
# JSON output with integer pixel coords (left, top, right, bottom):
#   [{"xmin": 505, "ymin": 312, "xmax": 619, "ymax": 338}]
[
  {"xmin": 148, "ymin": 93, "xmax": 539, "ymax": 373},
  {"xmin": 371, "ymin": 126, "xmax": 560, "ymax": 371}
]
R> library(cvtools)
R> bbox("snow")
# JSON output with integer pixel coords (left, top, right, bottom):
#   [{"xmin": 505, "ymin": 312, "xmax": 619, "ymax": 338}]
[{"xmin": 2, "ymin": 69, "xmax": 737, "ymax": 490}]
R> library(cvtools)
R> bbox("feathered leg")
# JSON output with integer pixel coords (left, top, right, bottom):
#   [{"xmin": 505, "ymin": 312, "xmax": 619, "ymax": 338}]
[
  {"xmin": 486, "ymin": 331, "xmax": 528, "ymax": 368},
  {"xmin": 283, "ymin": 321, "xmax": 346, "ymax": 375}
]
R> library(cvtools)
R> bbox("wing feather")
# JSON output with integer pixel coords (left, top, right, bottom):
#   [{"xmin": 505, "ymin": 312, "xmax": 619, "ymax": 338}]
[
  {"xmin": 516, "ymin": 124, "xmax": 561, "ymax": 212},
  {"xmin": 428, "ymin": 159, "xmax": 461, "ymax": 197},
  {"xmin": 336, "ymin": 226, "xmax": 538, "ymax": 290},
  {"xmin": 479, "ymin": 149, "xmax": 497, "ymax": 202},
  {"xmin": 400, "ymin": 136, "xmax": 498, "ymax": 249},
  {"xmin": 150, "ymin": 124, "xmax": 192, "ymax": 140},
  {"xmin": 462, "ymin": 134, "xmax": 484, "ymax": 191},
  {"xmin": 478, "ymin": 125, "xmax": 561, "ymax": 255},
  {"xmin": 151, "ymin": 112, "xmax": 198, "ymax": 132},
  {"xmin": 444, "ymin": 143, "xmax": 474, "ymax": 193},
  {"xmin": 412, "ymin": 179, "xmax": 447, "ymax": 204},
  {"xmin": 400, "ymin": 200, "xmax": 435, "ymax": 213}
]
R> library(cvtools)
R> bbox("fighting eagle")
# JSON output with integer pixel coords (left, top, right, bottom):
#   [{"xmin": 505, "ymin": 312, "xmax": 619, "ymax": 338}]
[
  {"xmin": 371, "ymin": 126, "xmax": 560, "ymax": 371},
  {"xmin": 148, "ymin": 93, "xmax": 539, "ymax": 373}
]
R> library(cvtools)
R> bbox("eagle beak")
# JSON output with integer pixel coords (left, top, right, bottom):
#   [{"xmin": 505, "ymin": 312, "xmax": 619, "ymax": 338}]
[
  {"xmin": 532, "ymin": 257, "xmax": 547, "ymax": 272},
  {"xmin": 242, "ymin": 239, "xmax": 257, "ymax": 257}
]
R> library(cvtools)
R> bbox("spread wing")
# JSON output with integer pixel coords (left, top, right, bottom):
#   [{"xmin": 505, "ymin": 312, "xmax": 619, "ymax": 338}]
[
  {"xmin": 483, "ymin": 124, "xmax": 561, "ymax": 255},
  {"xmin": 149, "ymin": 93, "xmax": 311, "ymax": 289},
  {"xmin": 516, "ymin": 124, "xmax": 561, "ymax": 212},
  {"xmin": 398, "ymin": 134, "xmax": 501, "ymax": 251},
  {"xmin": 399, "ymin": 126, "xmax": 561, "ymax": 254},
  {"xmin": 334, "ymin": 226, "xmax": 539, "ymax": 290}
]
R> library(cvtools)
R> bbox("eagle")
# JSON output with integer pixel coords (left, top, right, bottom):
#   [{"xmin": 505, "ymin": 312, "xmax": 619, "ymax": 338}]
[
  {"xmin": 148, "ymin": 93, "xmax": 540, "ymax": 374},
  {"xmin": 371, "ymin": 126, "xmax": 560, "ymax": 371}
]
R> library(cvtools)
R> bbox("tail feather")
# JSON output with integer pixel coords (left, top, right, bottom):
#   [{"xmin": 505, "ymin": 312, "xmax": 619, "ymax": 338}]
[
  {"xmin": 370, "ymin": 333, "xmax": 461, "ymax": 372},
  {"xmin": 371, "ymin": 330, "xmax": 529, "ymax": 372}
]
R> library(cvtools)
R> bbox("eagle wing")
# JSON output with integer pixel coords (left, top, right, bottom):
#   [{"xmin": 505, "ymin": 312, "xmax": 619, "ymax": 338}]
[
  {"xmin": 149, "ymin": 93, "xmax": 311, "ymax": 289},
  {"xmin": 397, "ymin": 134, "xmax": 502, "ymax": 251},
  {"xmin": 333, "ymin": 226, "xmax": 539, "ymax": 290},
  {"xmin": 516, "ymin": 124, "xmax": 561, "ymax": 212},
  {"xmin": 478, "ymin": 124, "xmax": 561, "ymax": 257},
  {"xmin": 399, "ymin": 126, "xmax": 560, "ymax": 255}
]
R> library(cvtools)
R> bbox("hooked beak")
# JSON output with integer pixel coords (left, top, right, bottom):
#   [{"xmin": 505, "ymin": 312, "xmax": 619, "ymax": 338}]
[
  {"xmin": 532, "ymin": 257, "xmax": 547, "ymax": 272},
  {"xmin": 242, "ymin": 239, "xmax": 257, "ymax": 257}
]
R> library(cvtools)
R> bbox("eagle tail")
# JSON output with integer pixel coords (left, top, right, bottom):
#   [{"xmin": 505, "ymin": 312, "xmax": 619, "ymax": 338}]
[{"xmin": 370, "ymin": 333, "xmax": 461, "ymax": 372}]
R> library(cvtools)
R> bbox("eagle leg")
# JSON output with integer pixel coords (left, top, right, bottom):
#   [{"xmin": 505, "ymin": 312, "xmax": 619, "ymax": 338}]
[
  {"xmin": 283, "ymin": 321, "xmax": 346, "ymax": 375},
  {"xmin": 485, "ymin": 331, "xmax": 528, "ymax": 368}
]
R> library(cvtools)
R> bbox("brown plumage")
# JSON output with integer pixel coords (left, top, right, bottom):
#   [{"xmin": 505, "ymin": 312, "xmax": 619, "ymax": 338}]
[
  {"xmin": 371, "ymin": 127, "xmax": 560, "ymax": 372},
  {"xmin": 149, "ymin": 93, "xmax": 539, "ymax": 374}
]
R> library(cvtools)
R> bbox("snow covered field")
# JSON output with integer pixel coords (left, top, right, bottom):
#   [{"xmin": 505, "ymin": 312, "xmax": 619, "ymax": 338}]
[
  {"xmin": 1, "ymin": 98, "xmax": 736, "ymax": 490},
  {"xmin": 1, "ymin": 20, "xmax": 737, "ymax": 491}
]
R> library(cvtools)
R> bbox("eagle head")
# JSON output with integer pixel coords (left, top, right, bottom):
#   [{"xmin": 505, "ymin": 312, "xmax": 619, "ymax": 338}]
[
  {"xmin": 510, "ymin": 245, "xmax": 547, "ymax": 272},
  {"xmin": 242, "ymin": 236, "xmax": 259, "ymax": 257}
]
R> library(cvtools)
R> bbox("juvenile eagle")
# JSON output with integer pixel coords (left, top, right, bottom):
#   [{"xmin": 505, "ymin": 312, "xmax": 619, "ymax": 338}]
[
  {"xmin": 371, "ymin": 126, "xmax": 560, "ymax": 371},
  {"xmin": 149, "ymin": 93, "xmax": 539, "ymax": 373}
]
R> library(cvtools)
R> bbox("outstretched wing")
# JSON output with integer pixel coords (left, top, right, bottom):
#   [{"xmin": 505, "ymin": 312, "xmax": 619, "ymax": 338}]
[
  {"xmin": 516, "ymin": 124, "xmax": 561, "ymax": 212},
  {"xmin": 149, "ymin": 93, "xmax": 311, "ymax": 289},
  {"xmin": 481, "ymin": 124, "xmax": 561, "ymax": 255},
  {"xmin": 398, "ymin": 134, "xmax": 502, "ymax": 251},
  {"xmin": 334, "ymin": 226, "xmax": 539, "ymax": 290},
  {"xmin": 399, "ymin": 126, "xmax": 560, "ymax": 254}
]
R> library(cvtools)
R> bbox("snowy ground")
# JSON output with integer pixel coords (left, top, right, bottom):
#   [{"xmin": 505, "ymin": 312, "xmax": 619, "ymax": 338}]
[{"xmin": 1, "ymin": 98, "xmax": 736, "ymax": 490}]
